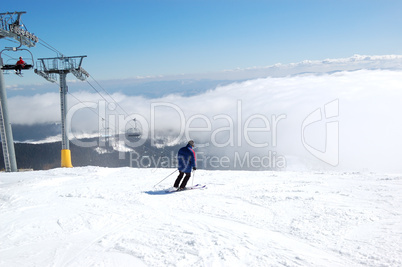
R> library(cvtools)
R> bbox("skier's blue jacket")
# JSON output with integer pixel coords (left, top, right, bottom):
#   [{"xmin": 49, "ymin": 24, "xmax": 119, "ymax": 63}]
[{"xmin": 177, "ymin": 144, "xmax": 196, "ymax": 173}]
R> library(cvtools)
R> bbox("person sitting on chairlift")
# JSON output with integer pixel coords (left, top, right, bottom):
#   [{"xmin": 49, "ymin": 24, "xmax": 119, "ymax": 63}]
[{"xmin": 16, "ymin": 57, "xmax": 25, "ymax": 74}]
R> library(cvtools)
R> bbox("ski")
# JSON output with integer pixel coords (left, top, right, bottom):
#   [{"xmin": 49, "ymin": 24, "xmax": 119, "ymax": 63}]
[
  {"xmin": 179, "ymin": 184, "xmax": 207, "ymax": 191},
  {"xmin": 165, "ymin": 184, "xmax": 206, "ymax": 193}
]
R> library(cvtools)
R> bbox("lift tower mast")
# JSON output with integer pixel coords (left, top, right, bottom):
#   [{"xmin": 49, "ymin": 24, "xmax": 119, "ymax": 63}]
[
  {"xmin": 35, "ymin": 56, "xmax": 89, "ymax": 167},
  {"xmin": 0, "ymin": 11, "xmax": 38, "ymax": 172}
]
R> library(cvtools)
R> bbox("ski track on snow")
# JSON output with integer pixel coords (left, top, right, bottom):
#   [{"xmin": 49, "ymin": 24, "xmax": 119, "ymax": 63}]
[{"xmin": 1, "ymin": 167, "xmax": 402, "ymax": 266}]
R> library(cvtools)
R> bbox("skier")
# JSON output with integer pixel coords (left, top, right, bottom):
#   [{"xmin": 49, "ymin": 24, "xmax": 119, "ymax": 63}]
[
  {"xmin": 174, "ymin": 140, "xmax": 197, "ymax": 190},
  {"xmin": 15, "ymin": 57, "xmax": 25, "ymax": 74}
]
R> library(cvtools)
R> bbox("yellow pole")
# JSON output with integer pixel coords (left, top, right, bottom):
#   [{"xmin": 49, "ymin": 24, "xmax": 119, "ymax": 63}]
[
  {"xmin": 59, "ymin": 73, "xmax": 73, "ymax": 168},
  {"xmin": 61, "ymin": 149, "xmax": 73, "ymax": 168}
]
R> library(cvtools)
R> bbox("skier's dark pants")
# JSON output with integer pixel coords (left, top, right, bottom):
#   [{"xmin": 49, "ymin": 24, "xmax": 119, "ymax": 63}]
[
  {"xmin": 174, "ymin": 171, "xmax": 191, "ymax": 189},
  {"xmin": 15, "ymin": 65, "xmax": 23, "ymax": 74}
]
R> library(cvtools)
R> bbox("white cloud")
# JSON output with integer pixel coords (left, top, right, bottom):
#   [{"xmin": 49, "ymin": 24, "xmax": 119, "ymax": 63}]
[
  {"xmin": 5, "ymin": 84, "xmax": 25, "ymax": 91},
  {"xmin": 8, "ymin": 93, "xmax": 60, "ymax": 125}
]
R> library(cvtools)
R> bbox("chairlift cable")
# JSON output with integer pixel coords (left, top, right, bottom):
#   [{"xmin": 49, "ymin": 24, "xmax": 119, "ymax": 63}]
[
  {"xmin": 85, "ymin": 79, "xmax": 111, "ymax": 103},
  {"xmin": 85, "ymin": 73, "xmax": 138, "ymax": 130},
  {"xmin": 2, "ymin": 52, "xmax": 17, "ymax": 60},
  {"xmin": 67, "ymin": 91, "xmax": 103, "ymax": 118},
  {"xmin": 88, "ymin": 74, "xmax": 129, "ymax": 115},
  {"xmin": 51, "ymin": 80, "xmax": 110, "ymax": 128},
  {"xmin": 68, "ymin": 79, "xmax": 137, "ymax": 135},
  {"xmin": 65, "ymin": 83, "xmax": 119, "ymax": 131},
  {"xmin": 37, "ymin": 37, "xmax": 64, "ymax": 57},
  {"xmin": 88, "ymin": 73, "xmax": 133, "ymax": 117},
  {"xmin": 67, "ymin": 90, "xmax": 119, "ymax": 134}
]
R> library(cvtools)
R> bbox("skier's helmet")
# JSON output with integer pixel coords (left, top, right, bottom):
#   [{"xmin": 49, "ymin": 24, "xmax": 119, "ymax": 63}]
[{"xmin": 188, "ymin": 140, "xmax": 195, "ymax": 147}]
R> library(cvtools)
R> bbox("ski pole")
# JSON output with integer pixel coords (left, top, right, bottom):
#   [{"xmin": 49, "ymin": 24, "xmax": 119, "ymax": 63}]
[
  {"xmin": 192, "ymin": 170, "xmax": 195, "ymax": 186},
  {"xmin": 153, "ymin": 169, "xmax": 177, "ymax": 188}
]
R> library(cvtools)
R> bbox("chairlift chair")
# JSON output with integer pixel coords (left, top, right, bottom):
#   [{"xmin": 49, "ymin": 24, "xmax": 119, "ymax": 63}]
[
  {"xmin": 126, "ymin": 118, "xmax": 142, "ymax": 138},
  {"xmin": 0, "ymin": 47, "xmax": 34, "ymax": 75},
  {"xmin": 127, "ymin": 128, "xmax": 141, "ymax": 137}
]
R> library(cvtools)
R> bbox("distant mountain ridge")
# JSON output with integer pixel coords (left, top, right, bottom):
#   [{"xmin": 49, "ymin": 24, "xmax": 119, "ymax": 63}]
[{"xmin": 12, "ymin": 123, "xmax": 61, "ymax": 143}]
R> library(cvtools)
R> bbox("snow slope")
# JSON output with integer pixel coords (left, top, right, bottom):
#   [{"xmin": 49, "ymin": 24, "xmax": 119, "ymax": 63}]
[{"xmin": 1, "ymin": 167, "xmax": 401, "ymax": 266}]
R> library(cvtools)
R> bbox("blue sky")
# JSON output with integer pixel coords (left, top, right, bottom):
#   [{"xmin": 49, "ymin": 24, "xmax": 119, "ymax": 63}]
[{"xmin": 2, "ymin": 0, "xmax": 402, "ymax": 83}]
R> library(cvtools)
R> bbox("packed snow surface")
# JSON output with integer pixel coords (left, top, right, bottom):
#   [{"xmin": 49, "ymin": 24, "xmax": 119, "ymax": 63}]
[{"xmin": 1, "ymin": 167, "xmax": 401, "ymax": 266}]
